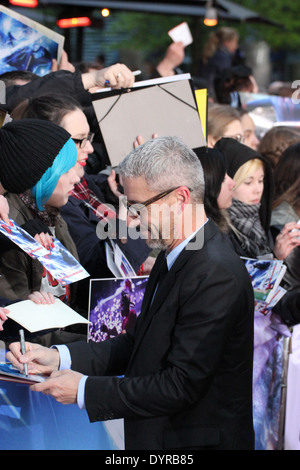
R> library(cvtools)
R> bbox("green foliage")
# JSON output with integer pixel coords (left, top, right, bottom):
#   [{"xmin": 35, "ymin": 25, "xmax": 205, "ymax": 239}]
[
  {"xmin": 106, "ymin": 1, "xmax": 300, "ymax": 52},
  {"xmin": 106, "ymin": 12, "xmax": 192, "ymax": 57},
  {"xmin": 235, "ymin": 0, "xmax": 300, "ymax": 49}
]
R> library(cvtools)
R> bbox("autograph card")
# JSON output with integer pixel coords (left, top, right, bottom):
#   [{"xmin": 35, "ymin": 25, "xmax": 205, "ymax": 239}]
[
  {"xmin": 168, "ymin": 22, "xmax": 193, "ymax": 47},
  {"xmin": 92, "ymin": 76, "xmax": 206, "ymax": 167},
  {"xmin": 0, "ymin": 362, "xmax": 46, "ymax": 384},
  {"xmin": 0, "ymin": 218, "xmax": 49, "ymax": 257},
  {"xmin": 0, "ymin": 218, "xmax": 89, "ymax": 285},
  {"xmin": 35, "ymin": 239, "xmax": 90, "ymax": 286}
]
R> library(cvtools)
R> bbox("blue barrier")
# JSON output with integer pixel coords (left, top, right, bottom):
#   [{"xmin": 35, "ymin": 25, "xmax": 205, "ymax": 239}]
[{"xmin": 0, "ymin": 381, "xmax": 124, "ymax": 450}]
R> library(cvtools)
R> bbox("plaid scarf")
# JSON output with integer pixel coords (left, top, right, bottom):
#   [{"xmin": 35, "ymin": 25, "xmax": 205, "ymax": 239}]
[
  {"xmin": 71, "ymin": 178, "xmax": 117, "ymax": 221},
  {"xmin": 228, "ymin": 198, "xmax": 272, "ymax": 258},
  {"xmin": 71, "ymin": 178, "xmax": 101, "ymax": 215},
  {"xmin": 19, "ymin": 192, "xmax": 61, "ymax": 227}
]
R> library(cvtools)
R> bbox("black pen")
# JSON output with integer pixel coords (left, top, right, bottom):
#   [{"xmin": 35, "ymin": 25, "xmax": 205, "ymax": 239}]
[{"xmin": 19, "ymin": 329, "xmax": 28, "ymax": 377}]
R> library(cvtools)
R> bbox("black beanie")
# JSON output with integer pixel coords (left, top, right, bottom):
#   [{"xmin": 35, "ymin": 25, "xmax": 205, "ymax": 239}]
[
  {"xmin": 214, "ymin": 137, "xmax": 264, "ymax": 179},
  {"xmin": 215, "ymin": 137, "xmax": 274, "ymax": 233},
  {"xmin": 0, "ymin": 119, "xmax": 72, "ymax": 193}
]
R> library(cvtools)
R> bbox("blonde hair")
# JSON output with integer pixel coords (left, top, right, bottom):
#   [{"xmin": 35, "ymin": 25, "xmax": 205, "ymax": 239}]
[
  {"xmin": 233, "ymin": 159, "xmax": 264, "ymax": 189},
  {"xmin": 207, "ymin": 104, "xmax": 241, "ymax": 140},
  {"xmin": 202, "ymin": 27, "xmax": 239, "ymax": 64}
]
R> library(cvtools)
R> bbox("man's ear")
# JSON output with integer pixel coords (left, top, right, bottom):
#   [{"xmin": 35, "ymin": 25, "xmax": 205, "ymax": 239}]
[{"xmin": 176, "ymin": 186, "xmax": 191, "ymax": 214}]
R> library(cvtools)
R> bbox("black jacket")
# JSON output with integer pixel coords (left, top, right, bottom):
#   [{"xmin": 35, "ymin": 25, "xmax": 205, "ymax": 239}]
[{"xmin": 67, "ymin": 220, "xmax": 255, "ymax": 450}]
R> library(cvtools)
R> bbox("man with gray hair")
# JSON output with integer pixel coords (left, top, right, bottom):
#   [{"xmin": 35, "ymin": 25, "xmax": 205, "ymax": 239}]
[
  {"xmin": 119, "ymin": 136, "xmax": 206, "ymax": 251},
  {"xmin": 7, "ymin": 136, "xmax": 255, "ymax": 450}
]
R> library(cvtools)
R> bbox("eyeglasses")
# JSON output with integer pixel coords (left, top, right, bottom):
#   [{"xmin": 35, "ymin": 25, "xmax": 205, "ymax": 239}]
[
  {"xmin": 124, "ymin": 186, "xmax": 181, "ymax": 218},
  {"xmin": 222, "ymin": 134, "xmax": 245, "ymax": 144},
  {"xmin": 72, "ymin": 132, "xmax": 94, "ymax": 148}
]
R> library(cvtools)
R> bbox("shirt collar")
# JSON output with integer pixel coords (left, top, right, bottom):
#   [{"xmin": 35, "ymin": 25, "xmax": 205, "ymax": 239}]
[{"xmin": 166, "ymin": 219, "xmax": 209, "ymax": 271}]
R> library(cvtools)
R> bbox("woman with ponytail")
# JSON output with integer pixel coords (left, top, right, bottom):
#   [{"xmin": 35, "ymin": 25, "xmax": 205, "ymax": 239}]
[{"xmin": 198, "ymin": 27, "xmax": 239, "ymax": 97}]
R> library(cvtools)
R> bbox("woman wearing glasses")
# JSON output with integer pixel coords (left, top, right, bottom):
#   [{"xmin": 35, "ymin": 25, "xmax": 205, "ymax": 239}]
[
  {"xmin": 12, "ymin": 95, "xmax": 152, "ymax": 307},
  {"xmin": 207, "ymin": 103, "xmax": 244, "ymax": 148}
]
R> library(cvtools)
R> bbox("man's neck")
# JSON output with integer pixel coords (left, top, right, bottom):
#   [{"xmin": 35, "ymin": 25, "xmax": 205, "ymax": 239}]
[{"xmin": 167, "ymin": 207, "xmax": 207, "ymax": 253}]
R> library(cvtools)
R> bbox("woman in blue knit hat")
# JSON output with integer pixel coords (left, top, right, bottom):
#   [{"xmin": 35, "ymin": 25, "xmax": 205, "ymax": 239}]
[{"xmin": 0, "ymin": 118, "xmax": 83, "ymax": 346}]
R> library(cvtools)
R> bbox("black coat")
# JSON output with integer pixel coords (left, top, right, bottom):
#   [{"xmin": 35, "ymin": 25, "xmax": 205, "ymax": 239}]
[{"xmin": 67, "ymin": 220, "xmax": 255, "ymax": 450}]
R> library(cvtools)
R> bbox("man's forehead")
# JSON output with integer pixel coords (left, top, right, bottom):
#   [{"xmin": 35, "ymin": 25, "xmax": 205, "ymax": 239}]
[
  {"xmin": 123, "ymin": 176, "xmax": 162, "ymax": 205},
  {"xmin": 122, "ymin": 176, "xmax": 148, "ymax": 197}
]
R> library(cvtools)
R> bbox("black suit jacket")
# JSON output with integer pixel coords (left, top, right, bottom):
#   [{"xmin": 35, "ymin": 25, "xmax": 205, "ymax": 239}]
[{"xmin": 68, "ymin": 220, "xmax": 255, "ymax": 450}]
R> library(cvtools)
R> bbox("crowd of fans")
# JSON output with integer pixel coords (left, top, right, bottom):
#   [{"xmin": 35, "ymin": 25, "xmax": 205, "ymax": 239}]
[{"xmin": 0, "ymin": 21, "xmax": 299, "ymax": 449}]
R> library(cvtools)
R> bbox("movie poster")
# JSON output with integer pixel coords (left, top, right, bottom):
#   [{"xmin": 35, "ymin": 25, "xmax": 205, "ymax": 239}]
[
  {"xmin": 88, "ymin": 276, "xmax": 148, "ymax": 342},
  {"xmin": 0, "ymin": 6, "xmax": 64, "ymax": 76}
]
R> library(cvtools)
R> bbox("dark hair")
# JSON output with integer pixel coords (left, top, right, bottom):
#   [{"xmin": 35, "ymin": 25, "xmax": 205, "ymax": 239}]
[
  {"xmin": 194, "ymin": 146, "xmax": 229, "ymax": 231},
  {"xmin": 0, "ymin": 70, "xmax": 38, "ymax": 86},
  {"xmin": 11, "ymin": 94, "xmax": 82, "ymax": 125},
  {"xmin": 214, "ymin": 65, "xmax": 253, "ymax": 104},
  {"xmin": 273, "ymin": 142, "xmax": 300, "ymax": 210}
]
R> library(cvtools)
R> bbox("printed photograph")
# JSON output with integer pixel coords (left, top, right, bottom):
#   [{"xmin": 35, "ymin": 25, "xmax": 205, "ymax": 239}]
[
  {"xmin": 88, "ymin": 276, "xmax": 148, "ymax": 342},
  {"xmin": 243, "ymin": 258, "xmax": 284, "ymax": 301},
  {"xmin": 36, "ymin": 239, "xmax": 90, "ymax": 286},
  {"xmin": 0, "ymin": 6, "xmax": 63, "ymax": 76},
  {"xmin": 0, "ymin": 218, "xmax": 49, "ymax": 257},
  {"xmin": 0, "ymin": 219, "xmax": 89, "ymax": 285}
]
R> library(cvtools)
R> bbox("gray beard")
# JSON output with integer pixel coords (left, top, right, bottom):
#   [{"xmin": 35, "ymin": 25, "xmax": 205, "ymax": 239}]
[{"xmin": 146, "ymin": 237, "xmax": 170, "ymax": 250}]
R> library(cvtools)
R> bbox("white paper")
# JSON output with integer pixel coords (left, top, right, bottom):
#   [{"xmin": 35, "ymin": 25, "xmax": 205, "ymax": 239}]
[
  {"xmin": 6, "ymin": 298, "xmax": 90, "ymax": 333},
  {"xmin": 95, "ymin": 72, "xmax": 191, "ymax": 94},
  {"xmin": 168, "ymin": 22, "xmax": 193, "ymax": 47},
  {"xmin": 130, "ymin": 73, "xmax": 191, "ymax": 89}
]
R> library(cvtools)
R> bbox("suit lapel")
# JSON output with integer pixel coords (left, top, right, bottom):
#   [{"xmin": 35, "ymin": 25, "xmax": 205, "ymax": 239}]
[
  {"xmin": 139, "ymin": 251, "xmax": 166, "ymax": 315},
  {"xmin": 127, "ymin": 220, "xmax": 219, "ymax": 368}
]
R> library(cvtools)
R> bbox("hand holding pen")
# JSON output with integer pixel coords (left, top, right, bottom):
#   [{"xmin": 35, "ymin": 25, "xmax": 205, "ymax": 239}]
[
  {"xmin": 99, "ymin": 63, "xmax": 137, "ymax": 89},
  {"xmin": 105, "ymin": 69, "xmax": 141, "ymax": 88},
  {"xmin": 81, "ymin": 63, "xmax": 138, "ymax": 90}
]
